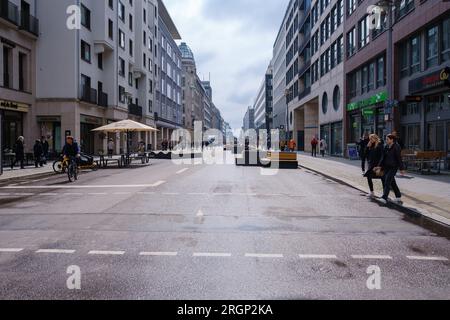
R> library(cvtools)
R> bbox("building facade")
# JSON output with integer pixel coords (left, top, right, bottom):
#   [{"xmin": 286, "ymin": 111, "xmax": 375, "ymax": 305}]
[
  {"xmin": 1, "ymin": 0, "xmax": 38, "ymax": 153},
  {"xmin": 35, "ymin": 0, "xmax": 159, "ymax": 155},
  {"xmin": 253, "ymin": 63, "xmax": 273, "ymax": 132},
  {"xmin": 285, "ymin": 0, "xmax": 345, "ymax": 156},
  {"xmin": 272, "ymin": 11, "xmax": 287, "ymax": 133},
  {"xmin": 243, "ymin": 106, "xmax": 255, "ymax": 132},
  {"xmin": 344, "ymin": 0, "xmax": 450, "ymax": 160}
]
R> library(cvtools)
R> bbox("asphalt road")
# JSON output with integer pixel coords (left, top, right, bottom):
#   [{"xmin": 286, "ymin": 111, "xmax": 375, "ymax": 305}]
[{"xmin": 0, "ymin": 152, "xmax": 449, "ymax": 300}]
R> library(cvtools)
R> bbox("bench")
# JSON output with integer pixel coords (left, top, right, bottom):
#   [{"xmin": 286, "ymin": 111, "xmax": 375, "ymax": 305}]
[
  {"xmin": 403, "ymin": 151, "xmax": 446, "ymax": 174},
  {"xmin": 261, "ymin": 152, "xmax": 299, "ymax": 169}
]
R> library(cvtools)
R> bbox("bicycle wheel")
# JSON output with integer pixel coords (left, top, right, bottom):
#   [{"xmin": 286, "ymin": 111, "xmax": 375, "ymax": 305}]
[
  {"xmin": 53, "ymin": 160, "xmax": 63, "ymax": 174},
  {"xmin": 67, "ymin": 164, "xmax": 74, "ymax": 182},
  {"xmin": 74, "ymin": 166, "xmax": 78, "ymax": 181}
]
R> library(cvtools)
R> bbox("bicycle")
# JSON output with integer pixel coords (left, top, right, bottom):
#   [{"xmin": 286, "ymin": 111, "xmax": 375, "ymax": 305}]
[
  {"xmin": 53, "ymin": 156, "xmax": 69, "ymax": 174},
  {"xmin": 67, "ymin": 156, "xmax": 79, "ymax": 182}
]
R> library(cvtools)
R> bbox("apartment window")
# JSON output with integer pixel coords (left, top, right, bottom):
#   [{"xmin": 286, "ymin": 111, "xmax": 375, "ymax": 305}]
[
  {"xmin": 119, "ymin": 29, "xmax": 125, "ymax": 49},
  {"xmin": 18, "ymin": 52, "xmax": 26, "ymax": 91},
  {"xmin": 348, "ymin": 73, "xmax": 357, "ymax": 98},
  {"xmin": 148, "ymin": 100, "xmax": 153, "ymax": 113},
  {"xmin": 347, "ymin": 27, "xmax": 356, "ymax": 57},
  {"xmin": 129, "ymin": 14, "xmax": 133, "ymax": 31},
  {"xmin": 396, "ymin": 0, "xmax": 414, "ymax": 21},
  {"xmin": 97, "ymin": 53, "xmax": 103, "ymax": 70},
  {"xmin": 119, "ymin": 86, "xmax": 125, "ymax": 103},
  {"xmin": 410, "ymin": 36, "xmax": 421, "ymax": 74},
  {"xmin": 361, "ymin": 66, "xmax": 368, "ymax": 93},
  {"xmin": 119, "ymin": 1, "xmax": 125, "ymax": 22},
  {"xmin": 129, "ymin": 39, "xmax": 133, "ymax": 56},
  {"xmin": 119, "ymin": 58, "xmax": 125, "ymax": 77},
  {"xmin": 108, "ymin": 0, "xmax": 113, "ymax": 10},
  {"xmin": 368, "ymin": 62, "xmax": 375, "ymax": 91},
  {"xmin": 3, "ymin": 47, "xmax": 11, "ymax": 88},
  {"xmin": 358, "ymin": 16, "xmax": 370, "ymax": 49},
  {"xmin": 81, "ymin": 4, "xmax": 91, "ymax": 29},
  {"xmin": 426, "ymin": 26, "xmax": 438, "ymax": 68},
  {"xmin": 399, "ymin": 42, "xmax": 409, "ymax": 78},
  {"xmin": 81, "ymin": 40, "xmax": 91, "ymax": 63},
  {"xmin": 337, "ymin": 36, "xmax": 344, "ymax": 64},
  {"xmin": 376, "ymin": 56, "xmax": 385, "ymax": 88},
  {"xmin": 108, "ymin": 20, "xmax": 114, "ymax": 40},
  {"xmin": 143, "ymin": 8, "xmax": 147, "ymax": 23},
  {"xmin": 128, "ymin": 72, "xmax": 133, "ymax": 86},
  {"xmin": 442, "ymin": 17, "xmax": 450, "ymax": 62},
  {"xmin": 347, "ymin": 0, "xmax": 356, "ymax": 16}
]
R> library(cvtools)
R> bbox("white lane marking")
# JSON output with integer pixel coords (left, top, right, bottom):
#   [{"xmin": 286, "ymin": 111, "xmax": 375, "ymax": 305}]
[
  {"xmin": 196, "ymin": 209, "xmax": 204, "ymax": 217},
  {"xmin": 176, "ymin": 168, "xmax": 189, "ymax": 174},
  {"xmin": 0, "ymin": 248, "xmax": 24, "ymax": 253},
  {"xmin": 299, "ymin": 254, "xmax": 338, "ymax": 259},
  {"xmin": 36, "ymin": 249, "xmax": 76, "ymax": 254},
  {"xmin": 151, "ymin": 181, "xmax": 166, "ymax": 187},
  {"xmin": 88, "ymin": 193, "xmax": 108, "ymax": 196},
  {"xmin": 13, "ymin": 193, "xmax": 35, "ymax": 196},
  {"xmin": 140, "ymin": 252, "xmax": 178, "ymax": 256},
  {"xmin": 352, "ymin": 255, "xmax": 393, "ymax": 260},
  {"xmin": 138, "ymin": 192, "xmax": 155, "ymax": 195},
  {"xmin": 1, "ymin": 182, "xmax": 166, "ymax": 190},
  {"xmin": 162, "ymin": 193, "xmax": 180, "ymax": 196},
  {"xmin": 188, "ymin": 192, "xmax": 207, "ymax": 196},
  {"xmin": 41, "ymin": 193, "xmax": 58, "ymax": 196},
  {"xmin": 63, "ymin": 193, "xmax": 83, "ymax": 196},
  {"xmin": 0, "ymin": 193, "xmax": 11, "ymax": 196},
  {"xmin": 193, "ymin": 253, "xmax": 232, "ymax": 257},
  {"xmin": 88, "ymin": 250, "xmax": 125, "ymax": 256},
  {"xmin": 113, "ymin": 192, "xmax": 131, "ymax": 195},
  {"xmin": 407, "ymin": 256, "xmax": 448, "ymax": 262},
  {"xmin": 245, "ymin": 253, "xmax": 284, "ymax": 259}
]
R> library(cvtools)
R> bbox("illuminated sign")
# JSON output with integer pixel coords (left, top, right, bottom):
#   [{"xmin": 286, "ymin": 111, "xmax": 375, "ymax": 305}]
[{"xmin": 409, "ymin": 67, "xmax": 450, "ymax": 94}]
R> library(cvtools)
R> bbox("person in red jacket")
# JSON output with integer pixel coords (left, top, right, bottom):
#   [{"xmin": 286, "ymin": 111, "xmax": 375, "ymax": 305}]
[{"xmin": 311, "ymin": 136, "xmax": 318, "ymax": 157}]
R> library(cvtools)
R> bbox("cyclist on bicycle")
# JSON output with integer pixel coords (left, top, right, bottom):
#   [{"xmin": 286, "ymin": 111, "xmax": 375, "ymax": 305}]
[{"xmin": 62, "ymin": 136, "xmax": 81, "ymax": 164}]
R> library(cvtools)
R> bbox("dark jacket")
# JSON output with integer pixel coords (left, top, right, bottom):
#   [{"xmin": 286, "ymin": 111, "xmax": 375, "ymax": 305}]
[
  {"xmin": 366, "ymin": 143, "xmax": 384, "ymax": 171},
  {"xmin": 14, "ymin": 140, "xmax": 25, "ymax": 160},
  {"xmin": 41, "ymin": 140, "xmax": 49, "ymax": 154},
  {"xmin": 379, "ymin": 142, "xmax": 405, "ymax": 171},
  {"xmin": 33, "ymin": 141, "xmax": 43, "ymax": 158},
  {"xmin": 62, "ymin": 142, "xmax": 80, "ymax": 157},
  {"xmin": 358, "ymin": 138, "xmax": 370, "ymax": 158}
]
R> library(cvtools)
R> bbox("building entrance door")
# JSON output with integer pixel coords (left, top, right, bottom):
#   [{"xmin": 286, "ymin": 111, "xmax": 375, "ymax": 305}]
[{"xmin": 297, "ymin": 130, "xmax": 305, "ymax": 151}]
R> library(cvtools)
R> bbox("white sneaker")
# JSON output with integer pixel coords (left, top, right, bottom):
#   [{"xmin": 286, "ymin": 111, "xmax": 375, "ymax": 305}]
[
  {"xmin": 367, "ymin": 192, "xmax": 375, "ymax": 198},
  {"xmin": 393, "ymin": 198, "xmax": 403, "ymax": 205},
  {"xmin": 379, "ymin": 198, "xmax": 388, "ymax": 205}
]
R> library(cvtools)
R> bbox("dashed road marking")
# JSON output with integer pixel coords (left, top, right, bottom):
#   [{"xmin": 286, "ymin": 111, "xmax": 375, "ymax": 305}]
[
  {"xmin": 36, "ymin": 249, "xmax": 76, "ymax": 254},
  {"xmin": 352, "ymin": 255, "xmax": 393, "ymax": 260},
  {"xmin": 113, "ymin": 192, "xmax": 131, "ymax": 195},
  {"xmin": 41, "ymin": 193, "xmax": 58, "ymax": 196},
  {"xmin": 406, "ymin": 256, "xmax": 448, "ymax": 262},
  {"xmin": 140, "ymin": 252, "xmax": 178, "ymax": 256},
  {"xmin": 88, "ymin": 193, "xmax": 108, "ymax": 196},
  {"xmin": 0, "ymin": 248, "xmax": 24, "ymax": 253},
  {"xmin": 299, "ymin": 254, "xmax": 338, "ymax": 259},
  {"xmin": 245, "ymin": 253, "xmax": 284, "ymax": 259},
  {"xmin": 1, "ymin": 182, "xmax": 166, "ymax": 190},
  {"xmin": 193, "ymin": 253, "xmax": 232, "ymax": 257},
  {"xmin": 176, "ymin": 168, "xmax": 189, "ymax": 174},
  {"xmin": 88, "ymin": 250, "xmax": 125, "ymax": 256}
]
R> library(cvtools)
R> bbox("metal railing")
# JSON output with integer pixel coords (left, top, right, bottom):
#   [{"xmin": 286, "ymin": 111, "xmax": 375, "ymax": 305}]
[
  {"xmin": 98, "ymin": 92, "xmax": 108, "ymax": 107},
  {"xmin": 80, "ymin": 86, "xmax": 98, "ymax": 105},
  {"xmin": 0, "ymin": 0, "xmax": 19, "ymax": 25},
  {"xmin": 20, "ymin": 12, "xmax": 39, "ymax": 36},
  {"xmin": 128, "ymin": 103, "xmax": 143, "ymax": 117}
]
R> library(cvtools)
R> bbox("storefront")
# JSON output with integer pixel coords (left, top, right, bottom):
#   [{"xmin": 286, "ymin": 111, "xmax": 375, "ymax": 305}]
[
  {"xmin": 320, "ymin": 121, "xmax": 343, "ymax": 156},
  {"xmin": 80, "ymin": 115, "xmax": 103, "ymax": 155},
  {"xmin": 402, "ymin": 67, "xmax": 450, "ymax": 156},
  {"xmin": 37, "ymin": 116, "xmax": 61, "ymax": 154},
  {"xmin": 346, "ymin": 91, "xmax": 388, "ymax": 144},
  {"xmin": 0, "ymin": 100, "xmax": 29, "ymax": 151}
]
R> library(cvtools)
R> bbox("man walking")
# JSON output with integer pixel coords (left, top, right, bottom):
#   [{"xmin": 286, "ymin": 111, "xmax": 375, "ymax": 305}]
[
  {"xmin": 40, "ymin": 136, "xmax": 49, "ymax": 164},
  {"xmin": 320, "ymin": 138, "xmax": 327, "ymax": 157},
  {"xmin": 311, "ymin": 136, "xmax": 318, "ymax": 157},
  {"xmin": 11, "ymin": 136, "xmax": 25, "ymax": 170},
  {"xmin": 33, "ymin": 139, "xmax": 44, "ymax": 168},
  {"xmin": 378, "ymin": 134, "xmax": 406, "ymax": 205}
]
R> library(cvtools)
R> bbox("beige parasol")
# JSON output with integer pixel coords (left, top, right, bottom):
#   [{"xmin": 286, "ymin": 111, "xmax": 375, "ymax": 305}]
[{"xmin": 91, "ymin": 119, "xmax": 158, "ymax": 133}]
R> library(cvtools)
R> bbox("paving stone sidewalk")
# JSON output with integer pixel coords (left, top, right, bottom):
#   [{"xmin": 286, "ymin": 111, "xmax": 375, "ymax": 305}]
[{"xmin": 297, "ymin": 153, "xmax": 450, "ymax": 226}]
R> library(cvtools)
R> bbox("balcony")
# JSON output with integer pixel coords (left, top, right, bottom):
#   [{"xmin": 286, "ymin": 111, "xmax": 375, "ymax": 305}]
[
  {"xmin": 0, "ymin": 0, "xmax": 18, "ymax": 25},
  {"xmin": 20, "ymin": 12, "xmax": 39, "ymax": 36},
  {"xmin": 128, "ymin": 103, "xmax": 143, "ymax": 117},
  {"xmin": 80, "ymin": 86, "xmax": 98, "ymax": 105},
  {"xmin": 298, "ymin": 87, "xmax": 311, "ymax": 101},
  {"xmin": 98, "ymin": 92, "xmax": 108, "ymax": 108}
]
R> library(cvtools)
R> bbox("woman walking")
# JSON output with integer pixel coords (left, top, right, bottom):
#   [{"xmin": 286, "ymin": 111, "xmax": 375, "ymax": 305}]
[
  {"xmin": 378, "ymin": 134, "xmax": 406, "ymax": 205},
  {"xmin": 363, "ymin": 134, "xmax": 384, "ymax": 198}
]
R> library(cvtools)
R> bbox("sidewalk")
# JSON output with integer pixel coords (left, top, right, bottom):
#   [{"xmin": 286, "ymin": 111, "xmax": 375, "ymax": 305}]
[
  {"xmin": 0, "ymin": 164, "xmax": 54, "ymax": 182},
  {"xmin": 297, "ymin": 152, "xmax": 450, "ymax": 226}
]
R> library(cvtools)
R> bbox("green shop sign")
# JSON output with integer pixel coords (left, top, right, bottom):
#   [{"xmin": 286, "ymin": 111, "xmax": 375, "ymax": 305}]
[{"xmin": 347, "ymin": 91, "xmax": 387, "ymax": 111}]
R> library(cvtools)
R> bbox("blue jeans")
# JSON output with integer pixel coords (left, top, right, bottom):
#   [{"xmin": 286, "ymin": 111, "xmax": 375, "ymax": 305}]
[{"xmin": 382, "ymin": 168, "xmax": 402, "ymax": 200}]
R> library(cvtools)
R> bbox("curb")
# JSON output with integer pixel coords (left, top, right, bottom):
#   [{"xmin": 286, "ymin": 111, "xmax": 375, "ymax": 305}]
[
  {"xmin": 299, "ymin": 164, "xmax": 450, "ymax": 228},
  {"xmin": 0, "ymin": 171, "xmax": 55, "ymax": 184}
]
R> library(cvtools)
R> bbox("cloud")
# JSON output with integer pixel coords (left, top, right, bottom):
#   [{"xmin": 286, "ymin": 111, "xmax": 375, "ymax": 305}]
[{"xmin": 164, "ymin": 0, "xmax": 289, "ymax": 130}]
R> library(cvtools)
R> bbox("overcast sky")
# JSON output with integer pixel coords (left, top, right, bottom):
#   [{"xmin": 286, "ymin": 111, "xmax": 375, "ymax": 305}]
[{"xmin": 164, "ymin": 0, "xmax": 289, "ymax": 130}]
